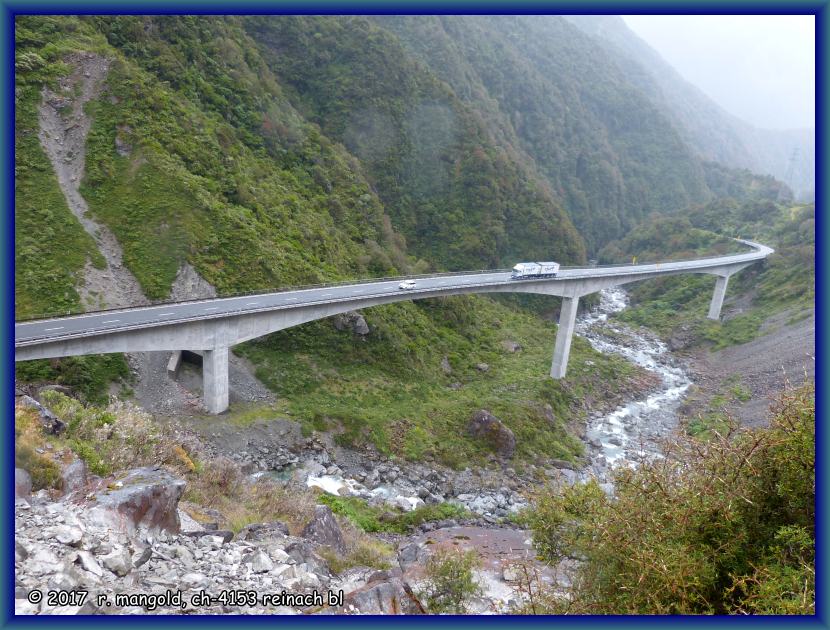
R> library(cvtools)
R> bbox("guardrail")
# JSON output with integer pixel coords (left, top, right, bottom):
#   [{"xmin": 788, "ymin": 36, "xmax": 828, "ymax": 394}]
[
  {"xmin": 15, "ymin": 267, "xmax": 513, "ymax": 323},
  {"xmin": 16, "ymin": 240, "xmax": 769, "ymax": 326}
]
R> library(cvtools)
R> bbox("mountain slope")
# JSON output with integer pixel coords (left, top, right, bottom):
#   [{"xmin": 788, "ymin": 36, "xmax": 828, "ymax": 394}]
[
  {"xmin": 564, "ymin": 15, "xmax": 814, "ymax": 200},
  {"xmin": 243, "ymin": 15, "xmax": 586, "ymax": 269},
  {"xmin": 15, "ymin": 15, "xmax": 657, "ymax": 468},
  {"xmin": 373, "ymin": 15, "xmax": 713, "ymax": 252}
]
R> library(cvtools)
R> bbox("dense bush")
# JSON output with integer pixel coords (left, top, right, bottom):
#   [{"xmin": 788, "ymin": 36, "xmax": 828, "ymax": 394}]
[
  {"xmin": 524, "ymin": 383, "xmax": 814, "ymax": 614},
  {"xmin": 417, "ymin": 548, "xmax": 484, "ymax": 613}
]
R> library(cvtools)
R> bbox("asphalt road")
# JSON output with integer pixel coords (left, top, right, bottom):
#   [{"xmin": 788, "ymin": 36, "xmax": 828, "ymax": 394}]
[{"xmin": 15, "ymin": 240, "xmax": 772, "ymax": 346}]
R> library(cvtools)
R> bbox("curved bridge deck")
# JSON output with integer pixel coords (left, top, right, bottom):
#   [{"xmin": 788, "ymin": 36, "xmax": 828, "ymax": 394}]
[{"xmin": 15, "ymin": 239, "xmax": 773, "ymax": 413}]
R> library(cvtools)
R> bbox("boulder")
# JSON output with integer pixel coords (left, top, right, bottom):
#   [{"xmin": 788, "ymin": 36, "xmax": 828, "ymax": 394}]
[
  {"xmin": 49, "ymin": 524, "xmax": 83, "ymax": 547},
  {"xmin": 333, "ymin": 311, "xmax": 370, "ymax": 336},
  {"xmin": 61, "ymin": 460, "xmax": 87, "ymax": 496},
  {"xmin": 302, "ymin": 505, "xmax": 346, "ymax": 555},
  {"xmin": 322, "ymin": 578, "xmax": 425, "ymax": 615},
  {"xmin": 100, "ymin": 547, "xmax": 132, "ymax": 577},
  {"xmin": 548, "ymin": 457, "xmax": 575, "ymax": 471},
  {"xmin": 237, "ymin": 521, "xmax": 290, "ymax": 542},
  {"xmin": 440, "ymin": 356, "xmax": 453, "ymax": 375},
  {"xmin": 36, "ymin": 384, "xmax": 72, "ymax": 398},
  {"xmin": 284, "ymin": 540, "xmax": 329, "ymax": 576},
  {"xmin": 19, "ymin": 395, "xmax": 65, "ymax": 434},
  {"xmin": 89, "ymin": 467, "xmax": 186, "ymax": 534},
  {"xmin": 244, "ymin": 549, "xmax": 274, "ymax": 574},
  {"xmin": 183, "ymin": 529, "xmax": 234, "ymax": 544},
  {"xmin": 501, "ymin": 340, "xmax": 522, "ymax": 353},
  {"xmin": 15, "ymin": 468, "xmax": 32, "ymax": 506},
  {"xmin": 467, "ymin": 410, "xmax": 516, "ymax": 459},
  {"xmin": 475, "ymin": 363, "xmax": 490, "ymax": 372},
  {"xmin": 396, "ymin": 542, "xmax": 425, "ymax": 572}
]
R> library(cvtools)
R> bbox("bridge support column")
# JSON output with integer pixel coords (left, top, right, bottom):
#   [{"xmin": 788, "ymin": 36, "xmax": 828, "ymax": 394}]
[
  {"xmin": 551, "ymin": 296, "xmax": 579, "ymax": 379},
  {"xmin": 203, "ymin": 346, "xmax": 229, "ymax": 414},
  {"xmin": 708, "ymin": 275, "xmax": 730, "ymax": 320}
]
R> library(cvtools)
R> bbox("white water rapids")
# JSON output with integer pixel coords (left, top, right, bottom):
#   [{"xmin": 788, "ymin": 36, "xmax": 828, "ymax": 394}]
[{"xmin": 576, "ymin": 287, "xmax": 691, "ymax": 481}]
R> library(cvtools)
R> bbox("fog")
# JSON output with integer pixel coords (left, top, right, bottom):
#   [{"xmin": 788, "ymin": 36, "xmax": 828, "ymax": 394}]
[{"xmin": 623, "ymin": 15, "xmax": 814, "ymax": 131}]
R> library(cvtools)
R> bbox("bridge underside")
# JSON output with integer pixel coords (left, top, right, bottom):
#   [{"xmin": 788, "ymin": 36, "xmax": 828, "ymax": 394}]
[{"xmin": 15, "ymin": 262, "xmax": 755, "ymax": 414}]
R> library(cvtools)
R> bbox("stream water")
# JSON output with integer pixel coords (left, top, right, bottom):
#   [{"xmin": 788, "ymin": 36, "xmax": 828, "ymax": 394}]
[{"xmin": 576, "ymin": 287, "xmax": 691, "ymax": 482}]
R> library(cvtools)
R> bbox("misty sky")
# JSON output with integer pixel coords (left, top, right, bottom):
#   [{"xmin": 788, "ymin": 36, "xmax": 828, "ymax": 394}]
[{"xmin": 622, "ymin": 15, "xmax": 815, "ymax": 131}]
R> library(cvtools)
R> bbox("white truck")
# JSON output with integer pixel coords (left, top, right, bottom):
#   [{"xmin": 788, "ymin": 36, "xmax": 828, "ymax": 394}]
[{"xmin": 510, "ymin": 261, "xmax": 560, "ymax": 279}]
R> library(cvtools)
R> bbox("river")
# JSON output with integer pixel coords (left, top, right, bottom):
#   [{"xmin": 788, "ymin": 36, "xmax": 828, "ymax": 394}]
[{"xmin": 576, "ymin": 287, "xmax": 691, "ymax": 482}]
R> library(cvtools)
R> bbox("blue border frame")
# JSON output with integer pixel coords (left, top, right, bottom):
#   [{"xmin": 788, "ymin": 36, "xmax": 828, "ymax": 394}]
[{"xmin": 2, "ymin": 2, "xmax": 825, "ymax": 628}]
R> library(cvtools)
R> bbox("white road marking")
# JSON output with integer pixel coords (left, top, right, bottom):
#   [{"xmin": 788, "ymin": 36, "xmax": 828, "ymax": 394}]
[
  {"xmin": 352, "ymin": 290, "xmax": 363, "ymax": 294},
  {"xmin": 158, "ymin": 312, "xmax": 175, "ymax": 317},
  {"xmin": 246, "ymin": 302, "xmax": 259, "ymax": 306},
  {"xmin": 204, "ymin": 307, "xmax": 219, "ymax": 311},
  {"xmin": 286, "ymin": 297, "xmax": 298, "ymax": 301},
  {"xmin": 321, "ymin": 293, "xmax": 333, "ymax": 297},
  {"xmin": 44, "ymin": 327, "xmax": 63, "ymax": 331},
  {"xmin": 102, "ymin": 319, "xmax": 120, "ymax": 324}
]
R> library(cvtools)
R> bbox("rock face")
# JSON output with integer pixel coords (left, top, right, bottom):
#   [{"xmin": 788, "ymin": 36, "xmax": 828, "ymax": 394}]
[
  {"xmin": 89, "ymin": 467, "xmax": 186, "ymax": 534},
  {"xmin": 333, "ymin": 311, "xmax": 370, "ymax": 336},
  {"xmin": 15, "ymin": 468, "xmax": 32, "ymax": 506},
  {"xmin": 19, "ymin": 395, "xmax": 65, "ymax": 434},
  {"xmin": 302, "ymin": 505, "xmax": 346, "ymax": 555},
  {"xmin": 326, "ymin": 578, "xmax": 426, "ymax": 615},
  {"xmin": 62, "ymin": 460, "xmax": 88, "ymax": 496},
  {"xmin": 467, "ymin": 410, "xmax": 516, "ymax": 459}
]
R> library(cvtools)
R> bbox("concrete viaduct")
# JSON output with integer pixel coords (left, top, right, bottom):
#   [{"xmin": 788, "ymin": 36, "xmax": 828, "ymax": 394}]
[{"xmin": 15, "ymin": 240, "xmax": 773, "ymax": 414}]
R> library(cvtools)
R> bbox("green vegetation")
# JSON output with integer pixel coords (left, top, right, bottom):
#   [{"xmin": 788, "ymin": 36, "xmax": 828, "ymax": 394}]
[
  {"xmin": 374, "ymin": 16, "xmax": 713, "ymax": 252},
  {"xmin": 40, "ymin": 390, "xmax": 170, "ymax": 476},
  {"xmin": 15, "ymin": 354, "xmax": 131, "ymax": 405},
  {"xmin": 318, "ymin": 494, "xmax": 467, "ymax": 534},
  {"xmin": 682, "ymin": 376, "xmax": 752, "ymax": 439},
  {"xmin": 15, "ymin": 17, "xmax": 108, "ymax": 319},
  {"xmin": 237, "ymin": 294, "xmax": 644, "ymax": 468},
  {"xmin": 245, "ymin": 16, "xmax": 586, "ymax": 270},
  {"xmin": 318, "ymin": 539, "xmax": 394, "ymax": 574},
  {"xmin": 599, "ymin": 201, "xmax": 814, "ymax": 349},
  {"xmin": 417, "ymin": 548, "xmax": 484, "ymax": 613},
  {"xmin": 15, "ymin": 406, "xmax": 63, "ymax": 491},
  {"xmin": 523, "ymin": 384, "xmax": 814, "ymax": 614},
  {"xmin": 15, "ymin": 15, "xmax": 801, "ymax": 475}
]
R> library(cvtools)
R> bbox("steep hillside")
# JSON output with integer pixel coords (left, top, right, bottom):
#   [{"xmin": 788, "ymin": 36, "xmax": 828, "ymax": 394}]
[
  {"xmin": 599, "ymin": 199, "xmax": 815, "ymax": 349},
  {"xmin": 565, "ymin": 15, "xmax": 814, "ymax": 200},
  {"xmin": 373, "ymin": 15, "xmax": 712, "ymax": 252},
  {"xmin": 243, "ymin": 16, "xmax": 586, "ymax": 269},
  {"xmin": 15, "ymin": 15, "xmax": 411, "ymax": 318},
  {"xmin": 15, "ymin": 15, "xmax": 660, "ymax": 468}
]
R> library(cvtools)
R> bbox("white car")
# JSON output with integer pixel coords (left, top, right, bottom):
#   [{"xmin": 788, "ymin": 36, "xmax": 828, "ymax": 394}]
[{"xmin": 398, "ymin": 280, "xmax": 417, "ymax": 290}]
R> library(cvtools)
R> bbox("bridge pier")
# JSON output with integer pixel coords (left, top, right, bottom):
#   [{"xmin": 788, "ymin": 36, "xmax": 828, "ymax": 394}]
[
  {"xmin": 203, "ymin": 346, "xmax": 229, "ymax": 414},
  {"xmin": 707, "ymin": 275, "xmax": 730, "ymax": 320},
  {"xmin": 551, "ymin": 295, "xmax": 579, "ymax": 379}
]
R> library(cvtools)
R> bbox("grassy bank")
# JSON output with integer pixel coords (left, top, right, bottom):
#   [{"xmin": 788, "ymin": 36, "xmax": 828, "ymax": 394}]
[
  {"xmin": 599, "ymin": 203, "xmax": 814, "ymax": 350},
  {"xmin": 237, "ymin": 294, "xmax": 648, "ymax": 470}
]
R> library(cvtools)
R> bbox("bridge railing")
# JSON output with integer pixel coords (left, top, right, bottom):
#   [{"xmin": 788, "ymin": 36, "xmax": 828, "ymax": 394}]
[
  {"xmin": 15, "ymin": 267, "xmax": 513, "ymax": 322},
  {"xmin": 16, "ymin": 240, "xmax": 767, "ymax": 323}
]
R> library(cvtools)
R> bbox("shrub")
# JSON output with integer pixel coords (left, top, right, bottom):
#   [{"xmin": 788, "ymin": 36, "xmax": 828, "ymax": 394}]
[
  {"xmin": 418, "ymin": 548, "xmax": 483, "ymax": 614},
  {"xmin": 525, "ymin": 383, "xmax": 814, "ymax": 615},
  {"xmin": 318, "ymin": 537, "xmax": 394, "ymax": 574},
  {"xmin": 14, "ymin": 407, "xmax": 62, "ymax": 491}
]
